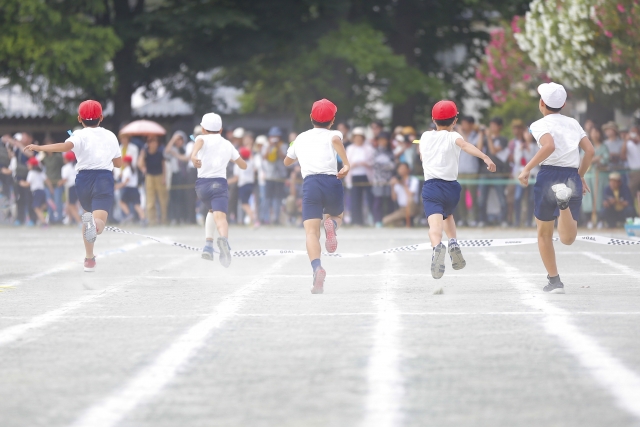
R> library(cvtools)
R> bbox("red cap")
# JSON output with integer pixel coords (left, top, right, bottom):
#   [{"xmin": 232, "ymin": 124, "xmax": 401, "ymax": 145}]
[
  {"xmin": 27, "ymin": 156, "xmax": 40, "ymax": 166},
  {"xmin": 311, "ymin": 99, "xmax": 337, "ymax": 123},
  {"xmin": 239, "ymin": 147, "xmax": 251, "ymax": 160},
  {"xmin": 123, "ymin": 155, "xmax": 133, "ymax": 163},
  {"xmin": 64, "ymin": 151, "xmax": 76, "ymax": 161},
  {"xmin": 78, "ymin": 100, "xmax": 102, "ymax": 121},
  {"xmin": 432, "ymin": 100, "xmax": 458, "ymax": 120}
]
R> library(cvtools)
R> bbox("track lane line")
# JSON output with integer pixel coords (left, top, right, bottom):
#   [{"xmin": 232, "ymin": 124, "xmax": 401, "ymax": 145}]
[{"xmin": 582, "ymin": 252, "xmax": 640, "ymax": 280}]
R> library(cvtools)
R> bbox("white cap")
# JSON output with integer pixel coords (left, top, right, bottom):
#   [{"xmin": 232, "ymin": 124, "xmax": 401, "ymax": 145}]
[
  {"xmin": 13, "ymin": 133, "xmax": 22, "ymax": 141},
  {"xmin": 537, "ymin": 82, "xmax": 567, "ymax": 109},
  {"xmin": 232, "ymin": 127, "xmax": 245, "ymax": 138},
  {"xmin": 255, "ymin": 135, "xmax": 268, "ymax": 145},
  {"xmin": 201, "ymin": 113, "xmax": 222, "ymax": 132},
  {"xmin": 352, "ymin": 127, "xmax": 366, "ymax": 136}
]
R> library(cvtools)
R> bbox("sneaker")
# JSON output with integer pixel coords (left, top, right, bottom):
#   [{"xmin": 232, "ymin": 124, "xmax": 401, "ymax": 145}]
[
  {"xmin": 201, "ymin": 244, "xmax": 214, "ymax": 261},
  {"xmin": 431, "ymin": 242, "xmax": 446, "ymax": 279},
  {"xmin": 551, "ymin": 183, "xmax": 572, "ymax": 211},
  {"xmin": 323, "ymin": 218, "xmax": 338, "ymax": 253},
  {"xmin": 82, "ymin": 212, "xmax": 97, "ymax": 243},
  {"xmin": 311, "ymin": 266, "xmax": 326, "ymax": 294},
  {"xmin": 84, "ymin": 257, "xmax": 96, "ymax": 272},
  {"xmin": 217, "ymin": 237, "xmax": 232, "ymax": 268},
  {"xmin": 448, "ymin": 241, "xmax": 466, "ymax": 270},
  {"xmin": 543, "ymin": 275, "xmax": 565, "ymax": 294}
]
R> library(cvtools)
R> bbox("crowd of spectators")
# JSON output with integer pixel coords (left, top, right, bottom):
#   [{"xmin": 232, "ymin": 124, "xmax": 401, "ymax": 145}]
[{"xmin": 1, "ymin": 116, "xmax": 638, "ymax": 229}]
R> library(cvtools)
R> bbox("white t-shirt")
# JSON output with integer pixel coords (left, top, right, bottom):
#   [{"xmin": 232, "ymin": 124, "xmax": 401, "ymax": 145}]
[
  {"xmin": 67, "ymin": 127, "xmax": 121, "ymax": 171},
  {"xmin": 195, "ymin": 134, "xmax": 240, "ymax": 179},
  {"xmin": 286, "ymin": 128, "xmax": 342, "ymax": 179},
  {"xmin": 121, "ymin": 165, "xmax": 138, "ymax": 188},
  {"xmin": 185, "ymin": 141, "xmax": 195, "ymax": 169},
  {"xmin": 120, "ymin": 143, "xmax": 139, "ymax": 167},
  {"xmin": 529, "ymin": 114, "xmax": 585, "ymax": 168},
  {"xmin": 626, "ymin": 140, "xmax": 640, "ymax": 170},
  {"xmin": 26, "ymin": 170, "xmax": 46, "ymax": 191},
  {"xmin": 234, "ymin": 159, "xmax": 255, "ymax": 187},
  {"xmin": 419, "ymin": 130, "xmax": 463, "ymax": 181},
  {"xmin": 61, "ymin": 163, "xmax": 77, "ymax": 189},
  {"xmin": 393, "ymin": 176, "xmax": 420, "ymax": 207}
]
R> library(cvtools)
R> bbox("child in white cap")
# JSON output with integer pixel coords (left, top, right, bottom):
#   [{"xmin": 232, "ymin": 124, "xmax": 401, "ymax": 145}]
[
  {"xmin": 190, "ymin": 113, "xmax": 247, "ymax": 267},
  {"xmin": 517, "ymin": 82, "xmax": 595, "ymax": 293}
]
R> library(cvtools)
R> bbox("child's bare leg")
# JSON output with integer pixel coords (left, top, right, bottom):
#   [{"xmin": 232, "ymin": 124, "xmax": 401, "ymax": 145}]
[
  {"xmin": 35, "ymin": 207, "xmax": 46, "ymax": 224},
  {"xmin": 241, "ymin": 203, "xmax": 255, "ymax": 223},
  {"xmin": 68, "ymin": 203, "xmax": 81, "ymax": 223},
  {"xmin": 303, "ymin": 219, "xmax": 322, "ymax": 262},
  {"xmin": 83, "ymin": 236, "xmax": 95, "ymax": 259},
  {"xmin": 443, "ymin": 214, "xmax": 457, "ymax": 240},
  {"xmin": 428, "ymin": 214, "xmax": 444, "ymax": 247},
  {"xmin": 134, "ymin": 204, "xmax": 145, "ymax": 220},
  {"xmin": 119, "ymin": 201, "xmax": 130, "ymax": 216},
  {"xmin": 213, "ymin": 211, "xmax": 229, "ymax": 238},
  {"xmin": 536, "ymin": 218, "xmax": 558, "ymax": 277},
  {"xmin": 93, "ymin": 210, "xmax": 108, "ymax": 235},
  {"xmin": 557, "ymin": 208, "xmax": 577, "ymax": 245}
]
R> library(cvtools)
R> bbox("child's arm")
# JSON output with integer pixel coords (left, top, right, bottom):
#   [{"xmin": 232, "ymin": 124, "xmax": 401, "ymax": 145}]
[
  {"xmin": 332, "ymin": 136, "xmax": 351, "ymax": 179},
  {"xmin": 517, "ymin": 134, "xmax": 555, "ymax": 186},
  {"xmin": 113, "ymin": 157, "xmax": 123, "ymax": 168},
  {"xmin": 577, "ymin": 136, "xmax": 595, "ymax": 194},
  {"xmin": 115, "ymin": 176, "xmax": 129, "ymax": 190},
  {"xmin": 455, "ymin": 138, "xmax": 496, "ymax": 172},
  {"xmin": 190, "ymin": 138, "xmax": 204, "ymax": 168},
  {"xmin": 284, "ymin": 156, "xmax": 296, "ymax": 166},
  {"xmin": 45, "ymin": 178, "xmax": 55, "ymax": 193},
  {"xmin": 233, "ymin": 157, "xmax": 247, "ymax": 170},
  {"xmin": 24, "ymin": 142, "xmax": 74, "ymax": 154},
  {"xmin": 19, "ymin": 179, "xmax": 29, "ymax": 188}
]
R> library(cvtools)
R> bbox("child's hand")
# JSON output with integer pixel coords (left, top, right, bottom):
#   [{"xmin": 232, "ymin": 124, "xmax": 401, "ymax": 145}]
[
  {"xmin": 518, "ymin": 169, "xmax": 529, "ymax": 187},
  {"xmin": 192, "ymin": 158, "xmax": 202, "ymax": 168},
  {"xmin": 337, "ymin": 165, "xmax": 350, "ymax": 179},
  {"xmin": 581, "ymin": 176, "xmax": 590, "ymax": 195},
  {"xmin": 23, "ymin": 144, "xmax": 40, "ymax": 153},
  {"xmin": 484, "ymin": 157, "xmax": 496, "ymax": 173}
]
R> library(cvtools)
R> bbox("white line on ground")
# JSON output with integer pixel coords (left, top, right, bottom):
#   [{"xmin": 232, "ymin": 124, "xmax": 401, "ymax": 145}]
[
  {"xmin": 0, "ymin": 255, "xmax": 190, "ymax": 348},
  {"xmin": 69, "ymin": 257, "xmax": 293, "ymax": 427},
  {"xmin": 360, "ymin": 254, "xmax": 404, "ymax": 427},
  {"xmin": 482, "ymin": 252, "xmax": 640, "ymax": 420},
  {"xmin": 582, "ymin": 252, "xmax": 640, "ymax": 279}
]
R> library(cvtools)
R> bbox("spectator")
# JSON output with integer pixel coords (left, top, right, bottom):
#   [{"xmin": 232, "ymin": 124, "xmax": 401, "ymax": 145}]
[
  {"xmin": 253, "ymin": 135, "xmax": 269, "ymax": 224},
  {"xmin": 395, "ymin": 126, "xmax": 418, "ymax": 172},
  {"xmin": 116, "ymin": 156, "xmax": 145, "ymax": 224},
  {"xmin": 602, "ymin": 121, "xmax": 625, "ymax": 170},
  {"xmin": 138, "ymin": 135, "xmax": 168, "ymax": 226},
  {"xmin": 60, "ymin": 151, "xmax": 81, "ymax": 225},
  {"xmin": 455, "ymin": 116, "xmax": 481, "ymax": 226},
  {"xmin": 600, "ymin": 172, "xmax": 636, "ymax": 227},
  {"xmin": 583, "ymin": 127, "xmax": 609, "ymax": 227},
  {"xmin": 477, "ymin": 117, "xmax": 509, "ymax": 226},
  {"xmin": 372, "ymin": 131, "xmax": 395, "ymax": 227},
  {"xmin": 21, "ymin": 157, "xmax": 47, "ymax": 226},
  {"xmin": 625, "ymin": 126, "xmax": 640, "ymax": 213},
  {"xmin": 583, "ymin": 119, "xmax": 595, "ymax": 135},
  {"xmin": 5, "ymin": 133, "xmax": 36, "ymax": 225},
  {"xmin": 513, "ymin": 130, "xmax": 539, "ymax": 227},
  {"xmin": 184, "ymin": 126, "xmax": 201, "ymax": 224},
  {"xmin": 261, "ymin": 127, "xmax": 288, "ymax": 224},
  {"xmin": 346, "ymin": 127, "xmax": 374, "ymax": 225},
  {"xmin": 226, "ymin": 128, "xmax": 245, "ymax": 223},
  {"xmin": 119, "ymin": 134, "xmax": 139, "ymax": 166},
  {"xmin": 0, "ymin": 135, "xmax": 12, "ymax": 203},
  {"xmin": 383, "ymin": 162, "xmax": 420, "ymax": 226},
  {"xmin": 41, "ymin": 137, "xmax": 64, "ymax": 223},
  {"xmin": 230, "ymin": 146, "xmax": 258, "ymax": 226},
  {"xmin": 165, "ymin": 131, "xmax": 191, "ymax": 224},
  {"xmin": 337, "ymin": 123, "xmax": 351, "ymax": 149},
  {"xmin": 370, "ymin": 120, "xmax": 384, "ymax": 141}
]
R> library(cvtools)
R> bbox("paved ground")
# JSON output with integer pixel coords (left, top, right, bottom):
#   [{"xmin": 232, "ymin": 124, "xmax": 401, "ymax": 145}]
[{"xmin": 1, "ymin": 225, "xmax": 639, "ymax": 427}]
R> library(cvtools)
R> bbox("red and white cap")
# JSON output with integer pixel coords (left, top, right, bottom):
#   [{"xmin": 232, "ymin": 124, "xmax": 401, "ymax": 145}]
[
  {"xmin": 78, "ymin": 100, "xmax": 103, "ymax": 121},
  {"xmin": 27, "ymin": 156, "xmax": 40, "ymax": 166},
  {"xmin": 432, "ymin": 100, "xmax": 458, "ymax": 120},
  {"xmin": 311, "ymin": 99, "xmax": 337, "ymax": 122},
  {"xmin": 537, "ymin": 82, "xmax": 567, "ymax": 109}
]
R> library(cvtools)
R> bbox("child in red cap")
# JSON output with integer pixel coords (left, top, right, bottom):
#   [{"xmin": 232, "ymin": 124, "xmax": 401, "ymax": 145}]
[
  {"xmin": 420, "ymin": 100, "xmax": 496, "ymax": 279},
  {"xmin": 229, "ymin": 146, "xmax": 258, "ymax": 227},
  {"xmin": 24, "ymin": 100, "xmax": 122, "ymax": 272},
  {"xmin": 284, "ymin": 98, "xmax": 351, "ymax": 294},
  {"xmin": 60, "ymin": 151, "xmax": 81, "ymax": 225},
  {"xmin": 116, "ymin": 155, "xmax": 145, "ymax": 225},
  {"xmin": 18, "ymin": 157, "xmax": 48, "ymax": 225}
]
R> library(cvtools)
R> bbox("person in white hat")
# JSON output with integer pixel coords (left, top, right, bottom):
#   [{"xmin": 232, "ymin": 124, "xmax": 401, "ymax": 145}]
[
  {"xmin": 190, "ymin": 113, "xmax": 247, "ymax": 267},
  {"xmin": 517, "ymin": 82, "xmax": 595, "ymax": 294}
]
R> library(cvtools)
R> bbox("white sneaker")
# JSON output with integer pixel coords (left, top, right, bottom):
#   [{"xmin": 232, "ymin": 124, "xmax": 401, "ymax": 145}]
[
  {"xmin": 551, "ymin": 183, "xmax": 572, "ymax": 210},
  {"xmin": 81, "ymin": 212, "xmax": 97, "ymax": 243}
]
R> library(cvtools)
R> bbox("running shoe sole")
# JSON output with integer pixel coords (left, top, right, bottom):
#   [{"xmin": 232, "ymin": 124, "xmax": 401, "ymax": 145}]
[
  {"xmin": 448, "ymin": 243, "xmax": 466, "ymax": 270},
  {"xmin": 217, "ymin": 238, "xmax": 232, "ymax": 268},
  {"xmin": 312, "ymin": 267, "xmax": 326, "ymax": 294},
  {"xmin": 84, "ymin": 266, "xmax": 95, "ymax": 272},
  {"xmin": 431, "ymin": 243, "xmax": 446, "ymax": 279},
  {"xmin": 323, "ymin": 218, "xmax": 338, "ymax": 253},
  {"xmin": 551, "ymin": 184, "xmax": 572, "ymax": 210},
  {"xmin": 81, "ymin": 212, "xmax": 97, "ymax": 243},
  {"xmin": 547, "ymin": 287, "xmax": 566, "ymax": 294}
]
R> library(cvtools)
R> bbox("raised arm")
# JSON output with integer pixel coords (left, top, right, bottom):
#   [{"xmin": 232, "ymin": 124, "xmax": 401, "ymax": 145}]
[
  {"xmin": 332, "ymin": 136, "xmax": 350, "ymax": 179},
  {"xmin": 455, "ymin": 138, "xmax": 496, "ymax": 172},
  {"xmin": 24, "ymin": 142, "xmax": 74, "ymax": 154}
]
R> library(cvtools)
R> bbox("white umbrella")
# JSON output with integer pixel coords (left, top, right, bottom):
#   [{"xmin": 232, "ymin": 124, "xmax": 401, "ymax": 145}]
[{"xmin": 119, "ymin": 120, "xmax": 166, "ymax": 136}]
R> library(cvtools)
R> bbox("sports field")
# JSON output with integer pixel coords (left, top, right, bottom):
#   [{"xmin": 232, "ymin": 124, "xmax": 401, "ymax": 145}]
[{"xmin": 1, "ymin": 226, "xmax": 639, "ymax": 427}]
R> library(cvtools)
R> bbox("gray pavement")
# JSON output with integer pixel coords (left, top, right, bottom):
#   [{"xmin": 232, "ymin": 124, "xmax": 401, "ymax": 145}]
[{"xmin": 0, "ymin": 225, "xmax": 639, "ymax": 427}]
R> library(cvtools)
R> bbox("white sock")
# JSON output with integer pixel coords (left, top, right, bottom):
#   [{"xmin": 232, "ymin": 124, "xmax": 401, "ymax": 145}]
[
  {"xmin": 449, "ymin": 237, "xmax": 457, "ymax": 244},
  {"xmin": 205, "ymin": 211, "xmax": 215, "ymax": 241}
]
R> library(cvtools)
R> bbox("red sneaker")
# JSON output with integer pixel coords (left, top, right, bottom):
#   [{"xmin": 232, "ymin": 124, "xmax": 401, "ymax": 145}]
[
  {"xmin": 323, "ymin": 218, "xmax": 338, "ymax": 253},
  {"xmin": 311, "ymin": 267, "xmax": 326, "ymax": 294},
  {"xmin": 84, "ymin": 257, "xmax": 96, "ymax": 272}
]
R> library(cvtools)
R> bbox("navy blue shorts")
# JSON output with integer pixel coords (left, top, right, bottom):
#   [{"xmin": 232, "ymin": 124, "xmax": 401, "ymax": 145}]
[
  {"xmin": 196, "ymin": 178, "xmax": 229, "ymax": 213},
  {"xmin": 534, "ymin": 165, "xmax": 582, "ymax": 221},
  {"xmin": 32, "ymin": 189, "xmax": 46, "ymax": 208},
  {"xmin": 302, "ymin": 174, "xmax": 344, "ymax": 221},
  {"xmin": 75, "ymin": 170, "xmax": 114, "ymax": 212},
  {"xmin": 238, "ymin": 183, "xmax": 254, "ymax": 204},
  {"xmin": 121, "ymin": 187, "xmax": 141, "ymax": 205},
  {"xmin": 68, "ymin": 186, "xmax": 78, "ymax": 204},
  {"xmin": 422, "ymin": 179, "xmax": 461, "ymax": 219}
]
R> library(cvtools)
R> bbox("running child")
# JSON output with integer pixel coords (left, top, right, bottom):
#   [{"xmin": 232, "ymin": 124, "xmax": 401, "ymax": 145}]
[
  {"xmin": 229, "ymin": 147, "xmax": 258, "ymax": 226},
  {"xmin": 190, "ymin": 113, "xmax": 247, "ymax": 267},
  {"xmin": 20, "ymin": 157, "xmax": 48, "ymax": 226},
  {"xmin": 517, "ymin": 82, "xmax": 594, "ymax": 293},
  {"xmin": 60, "ymin": 151, "xmax": 81, "ymax": 225},
  {"xmin": 24, "ymin": 100, "xmax": 122, "ymax": 272},
  {"xmin": 116, "ymin": 155, "xmax": 145, "ymax": 224},
  {"xmin": 284, "ymin": 99, "xmax": 350, "ymax": 294},
  {"xmin": 420, "ymin": 100, "xmax": 496, "ymax": 279}
]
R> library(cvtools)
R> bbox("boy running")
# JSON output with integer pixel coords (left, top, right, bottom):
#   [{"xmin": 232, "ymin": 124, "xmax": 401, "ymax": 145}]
[
  {"xmin": 190, "ymin": 113, "xmax": 247, "ymax": 267},
  {"xmin": 420, "ymin": 100, "xmax": 496, "ymax": 279},
  {"xmin": 518, "ymin": 82, "xmax": 594, "ymax": 293},
  {"xmin": 24, "ymin": 100, "xmax": 122, "ymax": 272},
  {"xmin": 284, "ymin": 99, "xmax": 350, "ymax": 294}
]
